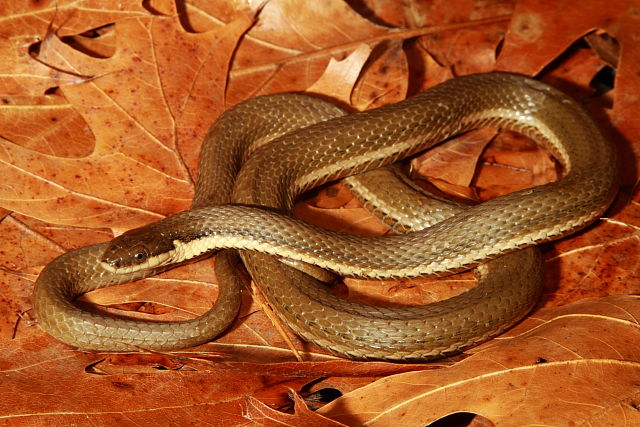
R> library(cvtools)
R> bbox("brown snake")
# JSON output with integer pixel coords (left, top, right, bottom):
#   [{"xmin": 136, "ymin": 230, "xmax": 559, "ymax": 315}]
[{"xmin": 33, "ymin": 73, "xmax": 617, "ymax": 361}]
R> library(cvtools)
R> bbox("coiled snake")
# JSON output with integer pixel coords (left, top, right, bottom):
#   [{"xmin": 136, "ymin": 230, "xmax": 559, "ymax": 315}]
[{"xmin": 33, "ymin": 73, "xmax": 617, "ymax": 361}]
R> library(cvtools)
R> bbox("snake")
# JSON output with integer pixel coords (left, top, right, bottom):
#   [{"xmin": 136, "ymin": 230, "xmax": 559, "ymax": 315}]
[{"xmin": 32, "ymin": 72, "xmax": 618, "ymax": 361}]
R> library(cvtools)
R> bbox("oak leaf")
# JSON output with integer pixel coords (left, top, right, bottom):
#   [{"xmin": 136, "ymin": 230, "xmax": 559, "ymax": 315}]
[{"xmin": 0, "ymin": 0, "xmax": 638, "ymax": 425}]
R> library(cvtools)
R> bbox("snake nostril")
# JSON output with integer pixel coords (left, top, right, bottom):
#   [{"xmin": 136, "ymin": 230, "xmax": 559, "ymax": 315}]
[{"xmin": 101, "ymin": 255, "xmax": 120, "ymax": 268}]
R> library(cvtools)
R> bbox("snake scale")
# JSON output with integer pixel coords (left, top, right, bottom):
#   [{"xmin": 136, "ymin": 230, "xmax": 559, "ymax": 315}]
[{"xmin": 33, "ymin": 73, "xmax": 617, "ymax": 361}]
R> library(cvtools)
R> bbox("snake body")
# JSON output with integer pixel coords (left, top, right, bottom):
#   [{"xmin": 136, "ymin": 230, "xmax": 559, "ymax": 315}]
[{"xmin": 33, "ymin": 73, "xmax": 617, "ymax": 360}]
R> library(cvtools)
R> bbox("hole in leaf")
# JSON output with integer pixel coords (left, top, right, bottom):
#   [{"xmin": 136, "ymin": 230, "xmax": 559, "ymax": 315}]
[{"xmin": 28, "ymin": 40, "xmax": 41, "ymax": 57}]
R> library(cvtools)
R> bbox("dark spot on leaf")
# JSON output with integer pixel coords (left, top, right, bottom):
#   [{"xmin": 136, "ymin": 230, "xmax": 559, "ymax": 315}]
[
  {"xmin": 111, "ymin": 381, "xmax": 135, "ymax": 390},
  {"xmin": 325, "ymin": 187, "xmax": 339, "ymax": 197}
]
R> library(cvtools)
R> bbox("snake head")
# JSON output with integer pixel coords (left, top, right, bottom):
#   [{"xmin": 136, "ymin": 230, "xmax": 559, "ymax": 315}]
[{"xmin": 101, "ymin": 227, "xmax": 176, "ymax": 273}]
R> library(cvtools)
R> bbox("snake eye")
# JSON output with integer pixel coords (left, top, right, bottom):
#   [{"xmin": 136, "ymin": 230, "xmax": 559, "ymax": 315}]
[{"xmin": 131, "ymin": 246, "xmax": 149, "ymax": 264}]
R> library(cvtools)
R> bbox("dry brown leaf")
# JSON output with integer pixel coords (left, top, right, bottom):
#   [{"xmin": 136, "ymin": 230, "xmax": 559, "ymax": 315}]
[
  {"xmin": 0, "ymin": 335, "xmax": 316, "ymax": 425},
  {"xmin": 225, "ymin": 0, "xmax": 390, "ymax": 102},
  {"xmin": 1, "ymin": 6, "xmax": 255, "ymax": 231},
  {"xmin": 244, "ymin": 393, "xmax": 349, "ymax": 427},
  {"xmin": 1, "ymin": 0, "xmax": 639, "ymax": 424},
  {"xmin": 0, "ymin": 333, "xmax": 432, "ymax": 424},
  {"xmin": 317, "ymin": 296, "xmax": 640, "ymax": 426},
  {"xmin": 412, "ymin": 128, "xmax": 500, "ymax": 201},
  {"xmin": 307, "ymin": 43, "xmax": 373, "ymax": 104}
]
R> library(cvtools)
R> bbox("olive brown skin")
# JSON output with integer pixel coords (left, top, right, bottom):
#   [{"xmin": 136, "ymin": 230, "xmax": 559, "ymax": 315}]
[{"xmin": 33, "ymin": 73, "xmax": 617, "ymax": 361}]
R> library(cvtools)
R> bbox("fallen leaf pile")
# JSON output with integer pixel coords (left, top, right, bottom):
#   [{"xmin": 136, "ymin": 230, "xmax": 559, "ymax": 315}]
[{"xmin": 1, "ymin": 0, "xmax": 639, "ymax": 425}]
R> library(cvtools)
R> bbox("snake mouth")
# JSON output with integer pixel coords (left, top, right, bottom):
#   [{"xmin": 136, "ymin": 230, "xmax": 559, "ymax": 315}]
[
  {"xmin": 100, "ymin": 237, "xmax": 217, "ymax": 275},
  {"xmin": 100, "ymin": 249, "xmax": 175, "ymax": 274}
]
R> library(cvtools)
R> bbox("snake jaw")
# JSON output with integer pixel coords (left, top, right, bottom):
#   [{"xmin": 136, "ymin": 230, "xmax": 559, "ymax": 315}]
[
  {"xmin": 100, "ymin": 249, "xmax": 175, "ymax": 274},
  {"xmin": 100, "ymin": 224, "xmax": 182, "ymax": 273},
  {"xmin": 98, "ymin": 219, "xmax": 218, "ymax": 274},
  {"xmin": 100, "ymin": 238, "xmax": 176, "ymax": 274},
  {"xmin": 99, "ymin": 236, "xmax": 208, "ymax": 274}
]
